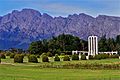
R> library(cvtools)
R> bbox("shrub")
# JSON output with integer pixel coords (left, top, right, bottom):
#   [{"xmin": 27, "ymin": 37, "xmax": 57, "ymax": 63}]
[
  {"xmin": 81, "ymin": 55, "xmax": 86, "ymax": 60},
  {"xmin": 10, "ymin": 53, "xmax": 15, "ymax": 58},
  {"xmin": 89, "ymin": 55, "xmax": 94, "ymax": 60},
  {"xmin": 20, "ymin": 54, "xmax": 25, "ymax": 58},
  {"xmin": 41, "ymin": 53, "xmax": 47, "ymax": 57},
  {"xmin": 94, "ymin": 55, "xmax": 101, "ymax": 60},
  {"xmin": 60, "ymin": 53, "xmax": 65, "ymax": 56},
  {"xmin": 0, "ymin": 53, "xmax": 6, "ymax": 59},
  {"xmin": 72, "ymin": 54, "xmax": 79, "ymax": 60},
  {"xmin": 14, "ymin": 54, "xmax": 23, "ymax": 63},
  {"xmin": 26, "ymin": 53, "xmax": 30, "ymax": 56},
  {"xmin": 109, "ymin": 54, "xmax": 119, "ymax": 58},
  {"xmin": 113, "ymin": 54, "xmax": 119, "ymax": 58},
  {"xmin": 63, "ymin": 55, "xmax": 70, "ymax": 61},
  {"xmin": 54, "ymin": 54, "xmax": 60, "ymax": 61},
  {"xmin": 42, "ymin": 55, "xmax": 49, "ymax": 62},
  {"xmin": 6, "ymin": 52, "xmax": 11, "ymax": 56},
  {"xmin": 46, "ymin": 52, "xmax": 52, "ymax": 57},
  {"xmin": 28, "ymin": 55, "xmax": 38, "ymax": 63},
  {"xmin": 99, "ymin": 54, "xmax": 109, "ymax": 59}
]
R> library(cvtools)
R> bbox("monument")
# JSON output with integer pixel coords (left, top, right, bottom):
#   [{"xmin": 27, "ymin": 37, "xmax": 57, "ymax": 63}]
[
  {"xmin": 72, "ymin": 35, "xmax": 118, "ymax": 59},
  {"xmin": 88, "ymin": 36, "xmax": 98, "ymax": 56}
]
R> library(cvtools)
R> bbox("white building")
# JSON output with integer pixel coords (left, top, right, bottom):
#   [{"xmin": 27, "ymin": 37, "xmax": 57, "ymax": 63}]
[
  {"xmin": 88, "ymin": 36, "xmax": 98, "ymax": 56},
  {"xmin": 72, "ymin": 35, "xmax": 118, "ymax": 59}
]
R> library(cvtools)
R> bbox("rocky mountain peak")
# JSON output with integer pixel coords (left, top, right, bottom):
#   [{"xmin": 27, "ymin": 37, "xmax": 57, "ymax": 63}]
[{"xmin": 0, "ymin": 8, "xmax": 120, "ymax": 49}]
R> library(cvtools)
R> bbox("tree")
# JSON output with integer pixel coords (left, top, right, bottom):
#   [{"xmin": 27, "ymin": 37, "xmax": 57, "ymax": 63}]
[
  {"xmin": 48, "ymin": 34, "xmax": 81, "ymax": 53},
  {"xmin": 115, "ymin": 43, "xmax": 120, "ymax": 53},
  {"xmin": 98, "ymin": 35, "xmax": 108, "ymax": 52},
  {"xmin": 28, "ymin": 34, "xmax": 87, "ymax": 55},
  {"xmin": 42, "ymin": 39, "xmax": 49, "ymax": 52},
  {"xmin": 116, "ymin": 35, "xmax": 120, "ymax": 44},
  {"xmin": 28, "ymin": 41, "xmax": 44, "ymax": 55},
  {"xmin": 107, "ymin": 38, "xmax": 115, "ymax": 51},
  {"xmin": 80, "ymin": 40, "xmax": 88, "ymax": 51}
]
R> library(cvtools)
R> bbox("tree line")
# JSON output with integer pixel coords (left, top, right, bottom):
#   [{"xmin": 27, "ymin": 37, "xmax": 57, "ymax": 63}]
[
  {"xmin": 98, "ymin": 35, "xmax": 120, "ymax": 53},
  {"xmin": 28, "ymin": 34, "xmax": 88, "ymax": 55},
  {"xmin": 28, "ymin": 34, "xmax": 120, "ymax": 55}
]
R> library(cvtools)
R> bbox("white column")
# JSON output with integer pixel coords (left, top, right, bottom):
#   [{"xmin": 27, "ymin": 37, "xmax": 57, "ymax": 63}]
[
  {"xmin": 92, "ymin": 36, "xmax": 95, "ymax": 55},
  {"xmin": 72, "ymin": 51, "xmax": 74, "ymax": 55},
  {"xmin": 90, "ymin": 37, "xmax": 92, "ymax": 55},
  {"xmin": 88, "ymin": 37, "xmax": 90, "ymax": 56},
  {"xmin": 88, "ymin": 36, "xmax": 98, "ymax": 56},
  {"xmin": 96, "ymin": 37, "xmax": 98, "ymax": 55}
]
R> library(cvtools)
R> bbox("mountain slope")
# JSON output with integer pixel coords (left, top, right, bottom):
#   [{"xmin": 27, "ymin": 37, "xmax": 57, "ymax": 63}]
[{"xmin": 0, "ymin": 9, "xmax": 120, "ymax": 49}]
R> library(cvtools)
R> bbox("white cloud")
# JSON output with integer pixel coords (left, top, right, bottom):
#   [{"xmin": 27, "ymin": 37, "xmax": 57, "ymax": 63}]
[
  {"xmin": 29, "ymin": 1, "xmax": 120, "ymax": 17},
  {"xmin": 44, "ymin": 3, "xmax": 85, "ymax": 13},
  {"xmin": 32, "ymin": 3, "xmax": 87, "ymax": 16}
]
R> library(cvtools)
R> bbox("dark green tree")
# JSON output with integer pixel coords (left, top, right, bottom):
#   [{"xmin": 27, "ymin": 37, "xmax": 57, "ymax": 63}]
[
  {"xmin": 98, "ymin": 35, "xmax": 108, "ymax": 52},
  {"xmin": 107, "ymin": 38, "xmax": 115, "ymax": 51},
  {"xmin": 28, "ymin": 34, "xmax": 88, "ymax": 55},
  {"xmin": 47, "ymin": 34, "xmax": 82, "ymax": 55},
  {"xmin": 116, "ymin": 35, "xmax": 120, "ymax": 44},
  {"xmin": 28, "ymin": 41, "xmax": 44, "ymax": 55}
]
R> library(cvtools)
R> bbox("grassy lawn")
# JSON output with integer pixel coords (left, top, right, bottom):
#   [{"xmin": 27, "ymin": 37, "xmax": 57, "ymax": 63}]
[
  {"xmin": 0, "ymin": 64, "xmax": 120, "ymax": 80},
  {"xmin": 2, "ymin": 56, "xmax": 120, "ymax": 63},
  {"xmin": 1, "ymin": 56, "xmax": 120, "ymax": 66},
  {"xmin": 0, "ymin": 56, "xmax": 120, "ymax": 80}
]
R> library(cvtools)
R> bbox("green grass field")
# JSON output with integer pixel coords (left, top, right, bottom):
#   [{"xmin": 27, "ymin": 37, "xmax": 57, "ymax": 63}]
[{"xmin": 0, "ymin": 56, "xmax": 120, "ymax": 80}]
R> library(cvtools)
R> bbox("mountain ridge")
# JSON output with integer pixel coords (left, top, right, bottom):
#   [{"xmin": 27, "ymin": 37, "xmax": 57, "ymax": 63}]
[{"xmin": 0, "ymin": 8, "xmax": 120, "ymax": 49}]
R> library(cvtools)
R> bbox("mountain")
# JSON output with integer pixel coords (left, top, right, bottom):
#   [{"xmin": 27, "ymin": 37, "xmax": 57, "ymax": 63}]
[{"xmin": 0, "ymin": 9, "xmax": 120, "ymax": 50}]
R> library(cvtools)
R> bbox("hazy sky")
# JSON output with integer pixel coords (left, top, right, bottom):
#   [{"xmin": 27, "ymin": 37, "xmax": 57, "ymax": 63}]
[{"xmin": 0, "ymin": 0, "xmax": 120, "ymax": 17}]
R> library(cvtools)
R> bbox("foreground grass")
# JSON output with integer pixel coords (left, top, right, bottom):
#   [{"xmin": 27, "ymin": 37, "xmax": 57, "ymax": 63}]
[
  {"xmin": 0, "ymin": 64, "xmax": 120, "ymax": 80},
  {"xmin": 1, "ymin": 56, "xmax": 120, "ymax": 68},
  {"xmin": 0, "ymin": 56, "xmax": 120, "ymax": 80}
]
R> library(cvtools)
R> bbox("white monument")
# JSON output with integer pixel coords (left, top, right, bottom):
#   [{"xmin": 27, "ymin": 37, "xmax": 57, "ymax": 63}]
[
  {"xmin": 88, "ymin": 36, "xmax": 98, "ymax": 56},
  {"xmin": 72, "ymin": 35, "xmax": 118, "ymax": 60}
]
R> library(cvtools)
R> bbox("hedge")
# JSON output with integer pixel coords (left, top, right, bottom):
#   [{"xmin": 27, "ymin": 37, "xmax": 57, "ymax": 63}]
[
  {"xmin": 14, "ymin": 54, "xmax": 23, "ymax": 63},
  {"xmin": 28, "ymin": 55, "xmax": 38, "ymax": 63}
]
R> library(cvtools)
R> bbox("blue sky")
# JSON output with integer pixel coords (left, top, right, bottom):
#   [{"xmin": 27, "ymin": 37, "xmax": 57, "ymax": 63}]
[{"xmin": 0, "ymin": 0, "xmax": 120, "ymax": 17}]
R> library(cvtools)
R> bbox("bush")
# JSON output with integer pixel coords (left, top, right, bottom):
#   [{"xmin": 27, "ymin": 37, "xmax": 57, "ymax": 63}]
[
  {"xmin": 72, "ymin": 54, "xmax": 79, "ymax": 60},
  {"xmin": 54, "ymin": 54, "xmax": 60, "ymax": 61},
  {"xmin": 26, "ymin": 53, "xmax": 30, "ymax": 56},
  {"xmin": 10, "ymin": 53, "xmax": 15, "ymax": 58},
  {"xmin": 81, "ymin": 55, "xmax": 86, "ymax": 60},
  {"xmin": 42, "ymin": 55, "xmax": 49, "ymax": 62},
  {"xmin": 0, "ymin": 58, "xmax": 1, "ymax": 63},
  {"xmin": 14, "ymin": 54, "xmax": 23, "ymax": 63},
  {"xmin": 41, "ymin": 53, "xmax": 47, "ymax": 57},
  {"xmin": 60, "ymin": 53, "xmax": 65, "ymax": 56},
  {"xmin": 109, "ymin": 54, "xmax": 119, "ymax": 58},
  {"xmin": 46, "ymin": 52, "xmax": 52, "ymax": 57},
  {"xmin": 28, "ymin": 55, "xmax": 38, "ymax": 63},
  {"xmin": 20, "ymin": 54, "xmax": 25, "ymax": 58},
  {"xmin": 94, "ymin": 55, "xmax": 101, "ymax": 60},
  {"xmin": 0, "ymin": 53, "xmax": 6, "ymax": 59},
  {"xmin": 63, "ymin": 55, "xmax": 70, "ymax": 61},
  {"xmin": 89, "ymin": 55, "xmax": 94, "ymax": 60},
  {"xmin": 6, "ymin": 52, "xmax": 11, "ymax": 56},
  {"xmin": 99, "ymin": 54, "xmax": 109, "ymax": 59}
]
